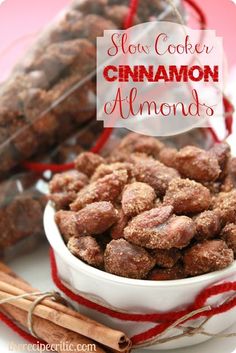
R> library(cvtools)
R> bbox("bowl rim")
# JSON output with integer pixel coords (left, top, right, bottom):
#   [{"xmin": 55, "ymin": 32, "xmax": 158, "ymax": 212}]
[{"xmin": 44, "ymin": 202, "xmax": 236, "ymax": 288}]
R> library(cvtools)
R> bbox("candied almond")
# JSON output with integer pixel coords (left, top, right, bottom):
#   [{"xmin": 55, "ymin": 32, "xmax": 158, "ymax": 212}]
[
  {"xmin": 220, "ymin": 223, "xmax": 236, "ymax": 255},
  {"xmin": 128, "ymin": 152, "xmax": 153, "ymax": 164},
  {"xmin": 74, "ymin": 152, "xmax": 105, "ymax": 177},
  {"xmin": 91, "ymin": 162, "xmax": 132, "ymax": 181},
  {"xmin": 75, "ymin": 201, "xmax": 117, "ymax": 235},
  {"xmin": 70, "ymin": 169, "xmax": 128, "ymax": 211},
  {"xmin": 184, "ymin": 240, "xmax": 234, "ymax": 276},
  {"xmin": 106, "ymin": 150, "xmax": 132, "ymax": 164},
  {"xmin": 158, "ymin": 147, "xmax": 177, "ymax": 168},
  {"xmin": 104, "ymin": 239, "xmax": 155, "ymax": 279},
  {"xmin": 49, "ymin": 170, "xmax": 88, "ymax": 193},
  {"xmin": 121, "ymin": 182, "xmax": 156, "ymax": 217},
  {"xmin": 117, "ymin": 132, "xmax": 164, "ymax": 158},
  {"xmin": 174, "ymin": 146, "xmax": 221, "ymax": 182},
  {"xmin": 133, "ymin": 159, "xmax": 180, "ymax": 196},
  {"xmin": 124, "ymin": 206, "xmax": 196, "ymax": 249},
  {"xmin": 49, "ymin": 192, "xmax": 76, "ymax": 210},
  {"xmin": 164, "ymin": 178, "xmax": 211, "ymax": 214},
  {"xmin": 55, "ymin": 210, "xmax": 78, "ymax": 241},
  {"xmin": 49, "ymin": 170, "xmax": 88, "ymax": 210},
  {"xmin": 212, "ymin": 190, "xmax": 236, "ymax": 225},
  {"xmin": 68, "ymin": 236, "xmax": 104, "ymax": 268},
  {"xmin": 193, "ymin": 210, "xmax": 221, "ymax": 241}
]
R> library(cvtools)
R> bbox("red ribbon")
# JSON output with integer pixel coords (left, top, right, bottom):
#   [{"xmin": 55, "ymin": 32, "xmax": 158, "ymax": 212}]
[{"xmin": 50, "ymin": 248, "xmax": 236, "ymax": 346}]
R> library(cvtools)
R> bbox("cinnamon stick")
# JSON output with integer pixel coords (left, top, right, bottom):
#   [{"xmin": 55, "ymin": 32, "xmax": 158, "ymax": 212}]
[
  {"xmin": 0, "ymin": 263, "xmax": 131, "ymax": 352},
  {"xmin": 2, "ymin": 303, "xmax": 107, "ymax": 353},
  {"xmin": 0, "ymin": 288, "xmax": 129, "ymax": 351},
  {"xmin": 0, "ymin": 265, "xmax": 108, "ymax": 353}
]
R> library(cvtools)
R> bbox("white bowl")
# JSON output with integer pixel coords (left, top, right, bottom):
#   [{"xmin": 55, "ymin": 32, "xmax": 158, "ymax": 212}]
[{"xmin": 44, "ymin": 202, "xmax": 236, "ymax": 350}]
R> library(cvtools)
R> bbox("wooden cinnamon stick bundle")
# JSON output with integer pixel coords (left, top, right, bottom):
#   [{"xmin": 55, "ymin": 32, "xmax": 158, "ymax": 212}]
[
  {"xmin": 2, "ymin": 303, "xmax": 106, "ymax": 353},
  {"xmin": 0, "ymin": 262, "xmax": 132, "ymax": 353}
]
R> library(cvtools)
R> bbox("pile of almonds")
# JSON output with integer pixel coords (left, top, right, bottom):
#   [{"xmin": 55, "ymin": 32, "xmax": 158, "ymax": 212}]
[{"xmin": 49, "ymin": 133, "xmax": 236, "ymax": 280}]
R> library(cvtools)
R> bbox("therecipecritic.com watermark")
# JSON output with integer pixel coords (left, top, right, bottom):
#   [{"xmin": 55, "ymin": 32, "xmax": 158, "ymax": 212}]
[{"xmin": 8, "ymin": 341, "xmax": 97, "ymax": 352}]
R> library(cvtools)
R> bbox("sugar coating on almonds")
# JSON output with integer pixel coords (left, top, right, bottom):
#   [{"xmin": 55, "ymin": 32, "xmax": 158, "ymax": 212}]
[
  {"xmin": 91, "ymin": 162, "xmax": 132, "ymax": 181},
  {"xmin": 117, "ymin": 132, "xmax": 164, "ymax": 158},
  {"xmin": 49, "ymin": 170, "xmax": 88, "ymax": 209},
  {"xmin": 133, "ymin": 159, "xmax": 180, "ymax": 196},
  {"xmin": 107, "ymin": 150, "xmax": 152, "ymax": 164},
  {"xmin": 74, "ymin": 152, "xmax": 105, "ymax": 177},
  {"xmin": 68, "ymin": 236, "xmax": 104, "ymax": 268},
  {"xmin": 193, "ymin": 210, "xmax": 221, "ymax": 241},
  {"xmin": 158, "ymin": 147, "xmax": 177, "ymax": 168},
  {"xmin": 164, "ymin": 178, "xmax": 211, "ymax": 214},
  {"xmin": 124, "ymin": 206, "xmax": 196, "ymax": 249},
  {"xmin": 70, "ymin": 170, "xmax": 128, "ymax": 211},
  {"xmin": 49, "ymin": 170, "xmax": 88, "ymax": 192},
  {"xmin": 151, "ymin": 248, "xmax": 182, "ymax": 268},
  {"xmin": 129, "ymin": 152, "xmax": 154, "ymax": 164},
  {"xmin": 106, "ymin": 150, "xmax": 132, "ymax": 164},
  {"xmin": 49, "ymin": 192, "xmax": 76, "ymax": 211},
  {"xmin": 121, "ymin": 182, "xmax": 156, "ymax": 217},
  {"xmin": 184, "ymin": 240, "xmax": 234, "ymax": 276},
  {"xmin": 212, "ymin": 190, "xmax": 236, "ymax": 225},
  {"xmin": 104, "ymin": 239, "xmax": 155, "ymax": 279},
  {"xmin": 174, "ymin": 146, "xmax": 221, "ymax": 182},
  {"xmin": 220, "ymin": 223, "xmax": 236, "ymax": 255},
  {"xmin": 55, "ymin": 210, "xmax": 78, "ymax": 241},
  {"xmin": 75, "ymin": 201, "xmax": 117, "ymax": 236}
]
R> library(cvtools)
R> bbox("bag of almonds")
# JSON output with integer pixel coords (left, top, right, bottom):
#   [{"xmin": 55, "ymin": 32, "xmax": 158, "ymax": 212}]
[
  {"xmin": 0, "ymin": 117, "xmax": 105, "ymax": 259},
  {"xmin": 0, "ymin": 0, "xmax": 184, "ymax": 176}
]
